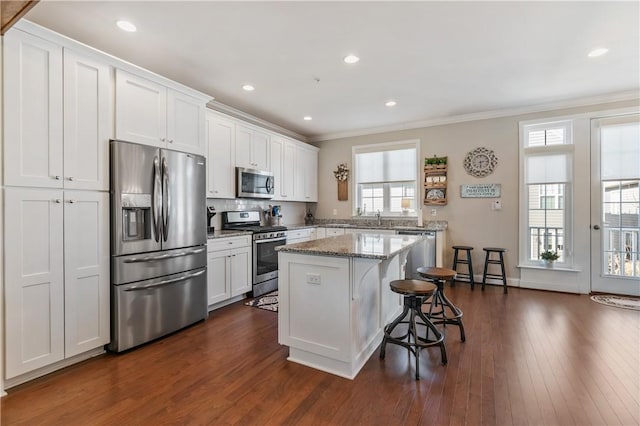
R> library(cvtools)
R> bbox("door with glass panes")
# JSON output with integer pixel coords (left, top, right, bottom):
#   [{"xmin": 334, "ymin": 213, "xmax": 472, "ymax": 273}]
[{"xmin": 591, "ymin": 114, "xmax": 640, "ymax": 296}]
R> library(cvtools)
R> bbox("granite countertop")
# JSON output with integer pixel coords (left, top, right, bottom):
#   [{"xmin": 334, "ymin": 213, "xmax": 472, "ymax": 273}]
[
  {"xmin": 207, "ymin": 230, "xmax": 252, "ymax": 239},
  {"xmin": 285, "ymin": 221, "xmax": 447, "ymax": 232},
  {"xmin": 276, "ymin": 232, "xmax": 425, "ymax": 260}
]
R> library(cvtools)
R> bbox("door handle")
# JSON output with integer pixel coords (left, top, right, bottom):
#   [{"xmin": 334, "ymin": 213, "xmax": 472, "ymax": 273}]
[
  {"xmin": 162, "ymin": 157, "xmax": 170, "ymax": 242},
  {"xmin": 593, "ymin": 225, "xmax": 600, "ymax": 230}
]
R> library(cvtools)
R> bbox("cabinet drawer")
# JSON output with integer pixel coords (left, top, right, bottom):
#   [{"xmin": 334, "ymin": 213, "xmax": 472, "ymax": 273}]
[
  {"xmin": 207, "ymin": 235, "xmax": 251, "ymax": 252},
  {"xmin": 285, "ymin": 228, "xmax": 315, "ymax": 240}
]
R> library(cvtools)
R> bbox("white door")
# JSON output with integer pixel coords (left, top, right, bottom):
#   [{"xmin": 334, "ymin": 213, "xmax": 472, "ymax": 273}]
[
  {"xmin": 230, "ymin": 247, "xmax": 252, "ymax": 296},
  {"xmin": 167, "ymin": 89, "xmax": 205, "ymax": 155},
  {"xmin": 207, "ymin": 113, "xmax": 236, "ymax": 198},
  {"xmin": 591, "ymin": 113, "xmax": 640, "ymax": 296},
  {"xmin": 63, "ymin": 49, "xmax": 112, "ymax": 191},
  {"xmin": 64, "ymin": 191, "xmax": 110, "ymax": 356},
  {"xmin": 115, "ymin": 69, "xmax": 167, "ymax": 147},
  {"xmin": 4, "ymin": 188, "xmax": 65, "ymax": 378},
  {"xmin": 207, "ymin": 251, "xmax": 230, "ymax": 306},
  {"xmin": 4, "ymin": 30, "xmax": 63, "ymax": 188},
  {"xmin": 252, "ymin": 130, "xmax": 270, "ymax": 170},
  {"xmin": 235, "ymin": 125, "xmax": 253, "ymax": 168}
]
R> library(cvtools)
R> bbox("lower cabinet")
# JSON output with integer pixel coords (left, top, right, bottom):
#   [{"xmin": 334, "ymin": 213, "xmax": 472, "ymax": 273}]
[
  {"xmin": 285, "ymin": 227, "xmax": 316, "ymax": 244},
  {"xmin": 323, "ymin": 227, "xmax": 346, "ymax": 237},
  {"xmin": 4, "ymin": 188, "xmax": 109, "ymax": 379},
  {"xmin": 207, "ymin": 236, "xmax": 252, "ymax": 308}
]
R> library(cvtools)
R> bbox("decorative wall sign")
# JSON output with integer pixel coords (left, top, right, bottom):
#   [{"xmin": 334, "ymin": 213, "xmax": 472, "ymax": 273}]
[
  {"xmin": 463, "ymin": 147, "xmax": 498, "ymax": 177},
  {"xmin": 460, "ymin": 183, "xmax": 501, "ymax": 198},
  {"xmin": 333, "ymin": 163, "xmax": 349, "ymax": 201}
]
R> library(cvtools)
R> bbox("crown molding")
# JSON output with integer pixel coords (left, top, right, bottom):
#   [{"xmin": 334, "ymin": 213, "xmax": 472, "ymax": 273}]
[
  {"xmin": 309, "ymin": 90, "xmax": 640, "ymax": 143},
  {"xmin": 206, "ymin": 100, "xmax": 307, "ymax": 142}
]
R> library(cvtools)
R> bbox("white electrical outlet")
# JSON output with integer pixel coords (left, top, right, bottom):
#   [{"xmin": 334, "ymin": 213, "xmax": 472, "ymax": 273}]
[
  {"xmin": 307, "ymin": 273, "xmax": 321, "ymax": 285},
  {"xmin": 431, "ymin": 208, "xmax": 437, "ymax": 216},
  {"xmin": 332, "ymin": 209, "xmax": 338, "ymax": 216},
  {"xmin": 492, "ymin": 200, "xmax": 502, "ymax": 210}
]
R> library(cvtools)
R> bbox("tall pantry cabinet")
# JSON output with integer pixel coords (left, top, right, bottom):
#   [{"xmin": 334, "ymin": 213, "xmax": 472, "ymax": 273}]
[{"xmin": 3, "ymin": 29, "xmax": 110, "ymax": 381}]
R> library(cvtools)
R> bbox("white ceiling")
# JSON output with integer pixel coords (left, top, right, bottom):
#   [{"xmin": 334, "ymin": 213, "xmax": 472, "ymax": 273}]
[{"xmin": 24, "ymin": 1, "xmax": 640, "ymax": 141}]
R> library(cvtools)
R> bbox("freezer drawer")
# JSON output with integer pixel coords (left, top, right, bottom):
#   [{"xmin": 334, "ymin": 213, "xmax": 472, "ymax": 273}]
[
  {"xmin": 112, "ymin": 245, "xmax": 206, "ymax": 285},
  {"xmin": 109, "ymin": 266, "xmax": 207, "ymax": 352}
]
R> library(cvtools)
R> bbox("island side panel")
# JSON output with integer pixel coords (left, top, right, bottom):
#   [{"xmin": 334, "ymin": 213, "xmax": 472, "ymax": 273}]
[
  {"xmin": 350, "ymin": 257, "xmax": 382, "ymax": 372},
  {"xmin": 278, "ymin": 253, "xmax": 351, "ymax": 362}
]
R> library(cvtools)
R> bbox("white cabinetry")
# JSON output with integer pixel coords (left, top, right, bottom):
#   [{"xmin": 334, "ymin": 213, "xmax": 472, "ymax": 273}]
[
  {"xmin": 206, "ymin": 236, "xmax": 252, "ymax": 308},
  {"xmin": 345, "ymin": 228, "xmax": 396, "ymax": 235},
  {"xmin": 4, "ymin": 189, "xmax": 109, "ymax": 378},
  {"xmin": 294, "ymin": 146, "xmax": 319, "ymax": 202},
  {"xmin": 323, "ymin": 228, "xmax": 346, "ymax": 237},
  {"xmin": 270, "ymin": 136, "xmax": 296, "ymax": 201},
  {"xmin": 316, "ymin": 228, "xmax": 326, "ymax": 239},
  {"xmin": 286, "ymin": 227, "xmax": 317, "ymax": 244},
  {"xmin": 115, "ymin": 69, "xmax": 205, "ymax": 155},
  {"xmin": 206, "ymin": 111, "xmax": 235, "ymax": 198},
  {"xmin": 235, "ymin": 124, "xmax": 269, "ymax": 170}
]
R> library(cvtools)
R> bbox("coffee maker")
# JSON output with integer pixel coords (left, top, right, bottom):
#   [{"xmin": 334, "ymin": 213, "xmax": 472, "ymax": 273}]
[{"xmin": 207, "ymin": 206, "xmax": 216, "ymax": 235}]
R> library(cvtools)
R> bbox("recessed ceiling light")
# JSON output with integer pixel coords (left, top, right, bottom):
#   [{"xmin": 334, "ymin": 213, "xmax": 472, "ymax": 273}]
[
  {"xmin": 385, "ymin": 100, "xmax": 397, "ymax": 107},
  {"xmin": 116, "ymin": 20, "xmax": 137, "ymax": 32},
  {"xmin": 588, "ymin": 47, "xmax": 609, "ymax": 57},
  {"xmin": 242, "ymin": 84, "xmax": 255, "ymax": 92},
  {"xmin": 303, "ymin": 116, "xmax": 313, "ymax": 121},
  {"xmin": 343, "ymin": 54, "xmax": 360, "ymax": 64}
]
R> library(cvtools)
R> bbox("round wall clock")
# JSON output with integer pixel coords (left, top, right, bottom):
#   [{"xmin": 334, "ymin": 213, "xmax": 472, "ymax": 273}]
[{"xmin": 463, "ymin": 147, "xmax": 498, "ymax": 178}]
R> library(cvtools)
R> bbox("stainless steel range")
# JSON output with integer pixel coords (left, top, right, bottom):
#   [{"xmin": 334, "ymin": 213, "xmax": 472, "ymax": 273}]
[{"xmin": 222, "ymin": 211, "xmax": 286, "ymax": 297}]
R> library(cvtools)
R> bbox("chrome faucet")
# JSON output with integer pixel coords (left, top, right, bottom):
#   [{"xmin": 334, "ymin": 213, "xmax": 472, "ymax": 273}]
[{"xmin": 376, "ymin": 210, "xmax": 382, "ymax": 226}]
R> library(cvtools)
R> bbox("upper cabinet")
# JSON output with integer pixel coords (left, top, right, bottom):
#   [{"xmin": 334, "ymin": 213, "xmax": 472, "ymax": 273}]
[
  {"xmin": 294, "ymin": 145, "xmax": 319, "ymax": 202},
  {"xmin": 115, "ymin": 69, "xmax": 206, "ymax": 155},
  {"xmin": 235, "ymin": 124, "xmax": 269, "ymax": 170},
  {"xmin": 206, "ymin": 111, "xmax": 236, "ymax": 198},
  {"xmin": 270, "ymin": 136, "xmax": 297, "ymax": 201},
  {"xmin": 4, "ymin": 30, "xmax": 111, "ymax": 191}
]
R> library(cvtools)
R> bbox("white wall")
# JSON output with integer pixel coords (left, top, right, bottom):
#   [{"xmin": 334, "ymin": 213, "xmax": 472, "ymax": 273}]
[{"xmin": 314, "ymin": 99, "xmax": 640, "ymax": 285}]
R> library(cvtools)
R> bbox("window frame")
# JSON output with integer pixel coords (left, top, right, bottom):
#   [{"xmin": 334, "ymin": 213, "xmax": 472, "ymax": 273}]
[
  {"xmin": 352, "ymin": 139, "xmax": 420, "ymax": 217},
  {"xmin": 519, "ymin": 120, "xmax": 574, "ymax": 266}
]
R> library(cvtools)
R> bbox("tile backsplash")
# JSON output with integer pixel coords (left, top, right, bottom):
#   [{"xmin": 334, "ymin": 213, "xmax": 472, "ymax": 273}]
[{"xmin": 206, "ymin": 198, "xmax": 309, "ymax": 230}]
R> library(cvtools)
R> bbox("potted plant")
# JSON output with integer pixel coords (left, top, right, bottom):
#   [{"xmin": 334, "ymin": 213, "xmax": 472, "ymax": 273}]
[{"xmin": 540, "ymin": 250, "xmax": 560, "ymax": 266}]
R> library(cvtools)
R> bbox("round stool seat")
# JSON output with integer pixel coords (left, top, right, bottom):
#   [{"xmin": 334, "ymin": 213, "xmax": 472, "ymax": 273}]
[
  {"xmin": 483, "ymin": 247, "xmax": 506, "ymax": 252},
  {"xmin": 452, "ymin": 245, "xmax": 474, "ymax": 250},
  {"xmin": 416, "ymin": 266, "xmax": 457, "ymax": 281},
  {"xmin": 390, "ymin": 279, "xmax": 437, "ymax": 297}
]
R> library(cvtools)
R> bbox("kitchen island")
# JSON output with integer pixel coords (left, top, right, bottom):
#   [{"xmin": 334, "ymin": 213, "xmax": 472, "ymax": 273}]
[{"xmin": 276, "ymin": 232, "xmax": 424, "ymax": 379}]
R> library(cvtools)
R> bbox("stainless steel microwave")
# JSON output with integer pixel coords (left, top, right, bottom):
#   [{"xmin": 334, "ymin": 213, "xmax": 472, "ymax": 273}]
[{"xmin": 236, "ymin": 167, "xmax": 275, "ymax": 199}]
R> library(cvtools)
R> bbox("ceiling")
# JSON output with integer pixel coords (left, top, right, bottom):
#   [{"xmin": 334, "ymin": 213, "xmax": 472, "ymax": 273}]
[{"xmin": 24, "ymin": 1, "xmax": 640, "ymax": 141}]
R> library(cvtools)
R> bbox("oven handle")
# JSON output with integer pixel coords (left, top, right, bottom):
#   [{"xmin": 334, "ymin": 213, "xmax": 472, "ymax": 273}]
[{"xmin": 255, "ymin": 237, "xmax": 287, "ymax": 244}]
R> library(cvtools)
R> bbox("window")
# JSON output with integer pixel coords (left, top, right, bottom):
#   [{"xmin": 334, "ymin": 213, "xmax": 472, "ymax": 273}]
[
  {"xmin": 353, "ymin": 140, "xmax": 419, "ymax": 216},
  {"xmin": 521, "ymin": 121, "xmax": 573, "ymax": 264}
]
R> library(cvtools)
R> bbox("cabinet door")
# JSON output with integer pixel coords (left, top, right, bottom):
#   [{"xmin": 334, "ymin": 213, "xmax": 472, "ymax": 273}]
[
  {"xmin": 115, "ymin": 69, "xmax": 167, "ymax": 147},
  {"xmin": 303, "ymin": 148, "xmax": 318, "ymax": 202},
  {"xmin": 63, "ymin": 50, "xmax": 112, "ymax": 191},
  {"xmin": 207, "ymin": 113, "xmax": 235, "ymax": 198},
  {"xmin": 325, "ymin": 228, "xmax": 345, "ymax": 237},
  {"xmin": 293, "ymin": 147, "xmax": 306, "ymax": 201},
  {"xmin": 4, "ymin": 30, "xmax": 63, "ymax": 188},
  {"xmin": 282, "ymin": 142, "xmax": 296, "ymax": 199},
  {"xmin": 316, "ymin": 228, "xmax": 326, "ymax": 239},
  {"xmin": 167, "ymin": 89, "xmax": 205, "ymax": 155},
  {"xmin": 64, "ymin": 191, "xmax": 110, "ymax": 357},
  {"xmin": 230, "ymin": 247, "xmax": 252, "ymax": 296},
  {"xmin": 270, "ymin": 137, "xmax": 284, "ymax": 200},
  {"xmin": 4, "ymin": 188, "xmax": 64, "ymax": 378},
  {"xmin": 235, "ymin": 125, "xmax": 253, "ymax": 168},
  {"xmin": 252, "ymin": 130, "xmax": 270, "ymax": 170},
  {"xmin": 207, "ymin": 250, "xmax": 230, "ymax": 306}
]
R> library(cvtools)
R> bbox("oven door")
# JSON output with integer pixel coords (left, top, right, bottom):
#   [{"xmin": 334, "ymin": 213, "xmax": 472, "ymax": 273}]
[{"xmin": 253, "ymin": 237, "xmax": 286, "ymax": 284}]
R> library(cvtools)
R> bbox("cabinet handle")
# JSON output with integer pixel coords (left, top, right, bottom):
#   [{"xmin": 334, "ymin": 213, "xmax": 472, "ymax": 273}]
[
  {"xmin": 68, "ymin": 200, "xmax": 76, "ymax": 204},
  {"xmin": 54, "ymin": 199, "xmax": 61, "ymax": 203},
  {"xmin": 160, "ymin": 137, "xmax": 166, "ymax": 142},
  {"xmin": 68, "ymin": 176, "xmax": 74, "ymax": 181},
  {"xmin": 169, "ymin": 139, "xmax": 174, "ymax": 143},
  {"xmin": 214, "ymin": 190, "xmax": 219, "ymax": 193},
  {"xmin": 53, "ymin": 175, "xmax": 61, "ymax": 180}
]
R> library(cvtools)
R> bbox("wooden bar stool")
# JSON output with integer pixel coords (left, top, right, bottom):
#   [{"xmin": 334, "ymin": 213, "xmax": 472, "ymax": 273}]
[
  {"xmin": 380, "ymin": 279, "xmax": 447, "ymax": 380},
  {"xmin": 451, "ymin": 245, "xmax": 475, "ymax": 289},
  {"xmin": 481, "ymin": 247, "xmax": 508, "ymax": 294},
  {"xmin": 417, "ymin": 267, "xmax": 466, "ymax": 342}
]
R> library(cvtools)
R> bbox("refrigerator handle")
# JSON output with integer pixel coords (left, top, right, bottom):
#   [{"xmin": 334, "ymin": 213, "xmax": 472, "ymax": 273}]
[
  {"xmin": 162, "ymin": 157, "xmax": 170, "ymax": 241},
  {"xmin": 152, "ymin": 156, "xmax": 162, "ymax": 242}
]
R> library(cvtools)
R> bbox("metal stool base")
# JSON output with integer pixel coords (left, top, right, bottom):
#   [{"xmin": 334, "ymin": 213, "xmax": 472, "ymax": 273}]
[
  {"xmin": 423, "ymin": 280, "xmax": 466, "ymax": 342},
  {"xmin": 380, "ymin": 294, "xmax": 447, "ymax": 380}
]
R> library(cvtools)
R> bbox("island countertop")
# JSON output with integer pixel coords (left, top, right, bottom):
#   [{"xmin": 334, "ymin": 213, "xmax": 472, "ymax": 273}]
[{"xmin": 276, "ymin": 232, "xmax": 424, "ymax": 260}]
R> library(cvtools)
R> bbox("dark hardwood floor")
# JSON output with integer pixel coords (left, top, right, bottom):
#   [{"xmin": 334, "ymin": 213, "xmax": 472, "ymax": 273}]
[{"xmin": 2, "ymin": 285, "xmax": 639, "ymax": 425}]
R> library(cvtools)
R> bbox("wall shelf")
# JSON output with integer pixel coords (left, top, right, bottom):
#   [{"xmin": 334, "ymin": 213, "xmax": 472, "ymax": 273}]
[{"xmin": 424, "ymin": 156, "xmax": 448, "ymax": 205}]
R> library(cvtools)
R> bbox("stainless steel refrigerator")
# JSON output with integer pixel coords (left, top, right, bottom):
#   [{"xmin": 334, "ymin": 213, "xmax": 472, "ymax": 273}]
[{"xmin": 109, "ymin": 140, "xmax": 207, "ymax": 352}]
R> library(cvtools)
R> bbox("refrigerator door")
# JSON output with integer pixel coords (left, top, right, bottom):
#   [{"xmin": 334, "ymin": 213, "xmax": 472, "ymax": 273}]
[
  {"xmin": 111, "ymin": 141, "xmax": 162, "ymax": 256},
  {"xmin": 161, "ymin": 149, "xmax": 206, "ymax": 250},
  {"xmin": 109, "ymin": 266, "xmax": 207, "ymax": 352}
]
